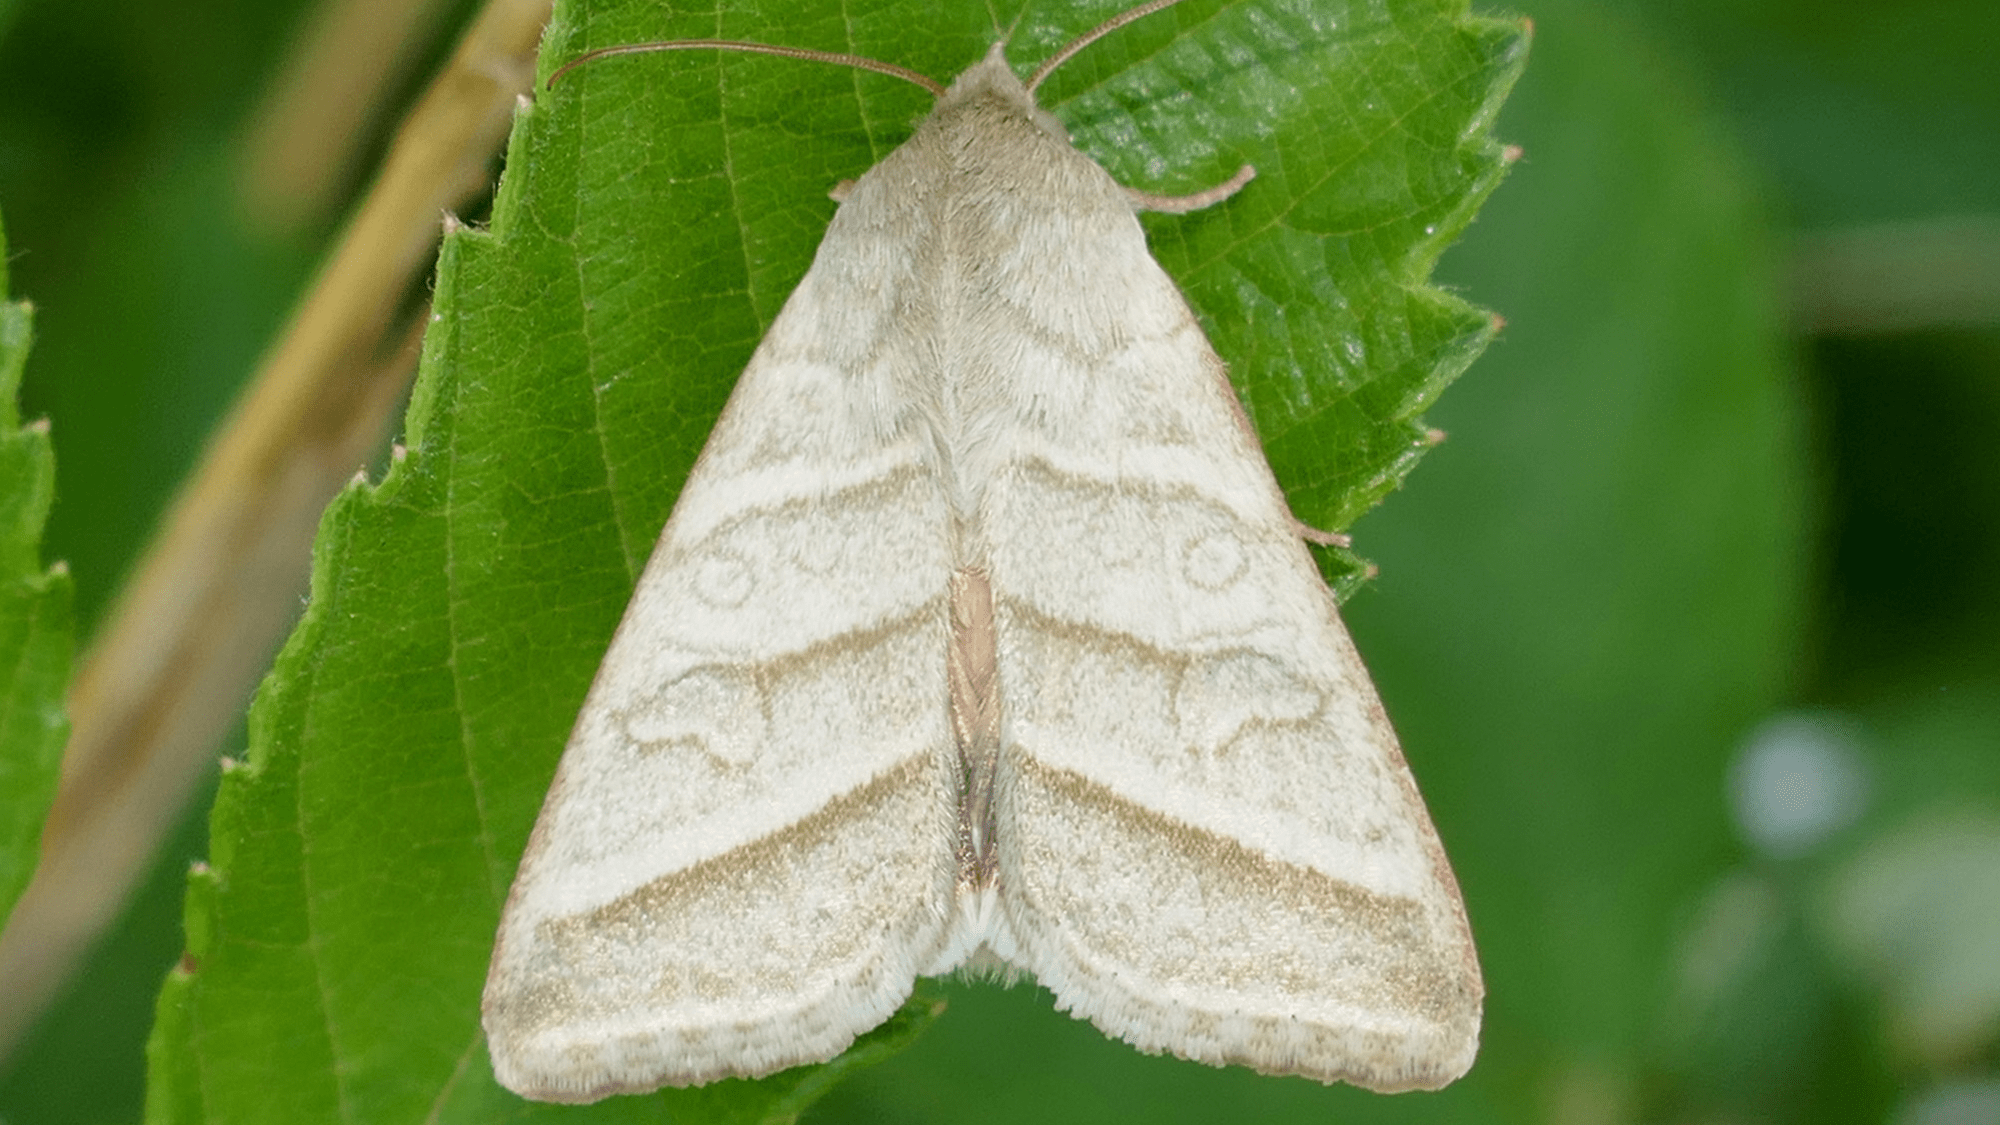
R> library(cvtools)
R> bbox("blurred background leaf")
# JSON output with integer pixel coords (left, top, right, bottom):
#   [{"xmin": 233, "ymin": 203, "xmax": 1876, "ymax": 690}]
[
  {"xmin": 0, "ymin": 212, "xmax": 74, "ymax": 932},
  {"xmin": 0, "ymin": 0, "xmax": 1994, "ymax": 1120}
]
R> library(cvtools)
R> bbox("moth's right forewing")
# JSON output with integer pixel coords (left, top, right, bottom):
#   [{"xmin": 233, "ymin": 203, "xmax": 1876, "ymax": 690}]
[
  {"xmin": 482, "ymin": 209, "xmax": 963, "ymax": 1101},
  {"xmin": 965, "ymin": 96, "xmax": 1483, "ymax": 1091}
]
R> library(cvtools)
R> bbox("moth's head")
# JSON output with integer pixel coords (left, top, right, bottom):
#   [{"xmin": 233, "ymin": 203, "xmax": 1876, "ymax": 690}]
[{"xmin": 937, "ymin": 43, "xmax": 1070, "ymax": 145}]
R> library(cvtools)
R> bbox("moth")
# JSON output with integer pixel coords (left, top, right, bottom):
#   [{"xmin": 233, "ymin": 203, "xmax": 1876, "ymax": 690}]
[{"xmin": 483, "ymin": 0, "xmax": 1482, "ymax": 1103}]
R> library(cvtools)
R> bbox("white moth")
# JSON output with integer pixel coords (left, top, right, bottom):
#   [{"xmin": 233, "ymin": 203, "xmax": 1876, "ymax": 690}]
[{"xmin": 484, "ymin": 1, "xmax": 1481, "ymax": 1104}]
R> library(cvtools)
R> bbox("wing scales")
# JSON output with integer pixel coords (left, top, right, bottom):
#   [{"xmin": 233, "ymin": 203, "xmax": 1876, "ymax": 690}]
[
  {"xmin": 487, "ymin": 39, "xmax": 1482, "ymax": 1102},
  {"xmin": 974, "ymin": 160, "xmax": 1481, "ymax": 1089},
  {"xmin": 484, "ymin": 342, "xmax": 963, "ymax": 1100}
]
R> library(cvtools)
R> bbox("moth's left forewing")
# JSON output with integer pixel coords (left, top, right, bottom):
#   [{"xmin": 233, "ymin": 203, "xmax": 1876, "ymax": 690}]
[
  {"xmin": 971, "ymin": 95, "xmax": 1482, "ymax": 1091},
  {"xmin": 483, "ymin": 140, "xmax": 968, "ymax": 1100}
]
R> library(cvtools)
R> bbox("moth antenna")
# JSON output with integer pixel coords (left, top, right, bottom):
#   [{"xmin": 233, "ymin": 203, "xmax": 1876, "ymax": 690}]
[
  {"xmin": 1027, "ymin": 0, "xmax": 1189, "ymax": 93},
  {"xmin": 548, "ymin": 39, "xmax": 947, "ymax": 96},
  {"xmin": 997, "ymin": 5, "xmax": 1028, "ymax": 45}
]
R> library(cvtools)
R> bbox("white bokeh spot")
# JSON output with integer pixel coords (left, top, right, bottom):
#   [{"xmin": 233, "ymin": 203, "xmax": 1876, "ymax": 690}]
[{"xmin": 1729, "ymin": 711, "xmax": 1871, "ymax": 859}]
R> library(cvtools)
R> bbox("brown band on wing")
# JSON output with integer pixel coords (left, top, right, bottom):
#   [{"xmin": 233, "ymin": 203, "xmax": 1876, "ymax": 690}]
[
  {"xmin": 500, "ymin": 752, "xmax": 948, "ymax": 1036},
  {"xmin": 1004, "ymin": 752, "xmax": 1479, "ymax": 1028}
]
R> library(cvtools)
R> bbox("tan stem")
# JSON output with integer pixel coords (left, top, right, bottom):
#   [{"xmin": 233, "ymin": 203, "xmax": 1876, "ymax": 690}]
[
  {"xmin": 1789, "ymin": 214, "xmax": 2000, "ymax": 334},
  {"xmin": 239, "ymin": 0, "xmax": 460, "ymax": 234}
]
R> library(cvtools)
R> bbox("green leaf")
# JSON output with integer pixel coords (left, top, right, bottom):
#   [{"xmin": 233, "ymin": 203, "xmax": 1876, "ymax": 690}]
[
  {"xmin": 811, "ymin": 5, "xmax": 1812, "ymax": 1123},
  {"xmin": 0, "ymin": 209, "xmax": 74, "ymax": 929},
  {"xmin": 1341, "ymin": 3, "xmax": 1810, "ymax": 1114},
  {"xmin": 147, "ymin": 0, "xmax": 1522, "ymax": 1121}
]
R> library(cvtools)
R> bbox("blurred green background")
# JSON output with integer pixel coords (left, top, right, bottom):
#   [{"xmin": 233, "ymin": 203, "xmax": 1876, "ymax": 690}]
[{"xmin": 1, "ymin": 0, "xmax": 1996, "ymax": 1122}]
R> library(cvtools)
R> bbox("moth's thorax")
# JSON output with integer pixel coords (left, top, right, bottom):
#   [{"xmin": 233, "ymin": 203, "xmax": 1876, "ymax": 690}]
[{"xmin": 830, "ymin": 48, "xmax": 1171, "ymax": 534}]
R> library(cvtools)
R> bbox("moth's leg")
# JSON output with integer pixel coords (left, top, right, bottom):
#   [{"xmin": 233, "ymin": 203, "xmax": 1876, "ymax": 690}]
[{"xmin": 1125, "ymin": 163, "xmax": 1255, "ymax": 213}]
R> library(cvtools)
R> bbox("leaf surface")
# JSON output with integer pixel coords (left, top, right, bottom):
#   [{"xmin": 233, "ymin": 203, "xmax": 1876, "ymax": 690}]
[{"xmin": 146, "ymin": 1, "xmax": 1523, "ymax": 1121}]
